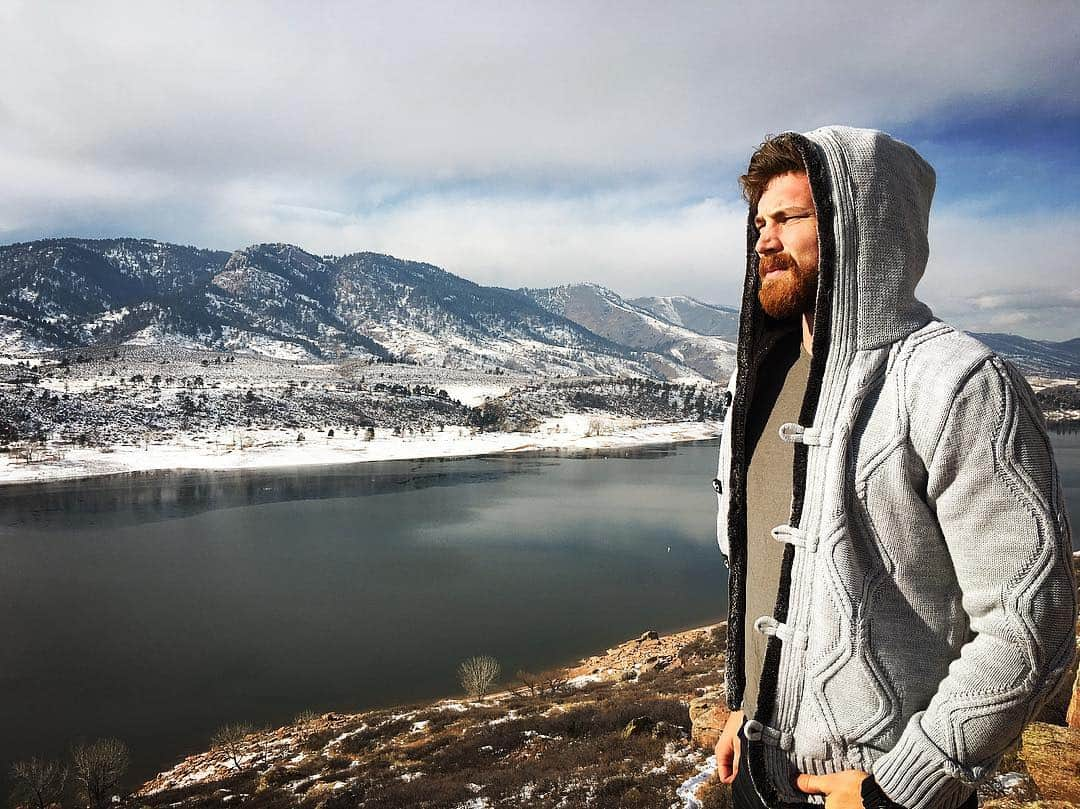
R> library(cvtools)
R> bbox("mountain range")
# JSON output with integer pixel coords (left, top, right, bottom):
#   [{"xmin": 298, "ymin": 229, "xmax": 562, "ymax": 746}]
[
  {"xmin": 0, "ymin": 237, "xmax": 1076, "ymax": 380},
  {"xmin": 0, "ymin": 238, "xmax": 733, "ymax": 381}
]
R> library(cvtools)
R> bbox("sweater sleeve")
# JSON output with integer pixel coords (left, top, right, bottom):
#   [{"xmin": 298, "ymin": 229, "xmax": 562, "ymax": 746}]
[{"xmin": 870, "ymin": 356, "xmax": 1077, "ymax": 809}]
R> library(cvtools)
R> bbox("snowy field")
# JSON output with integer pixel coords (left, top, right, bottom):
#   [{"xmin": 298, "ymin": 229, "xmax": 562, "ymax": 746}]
[
  {"xmin": 0, "ymin": 413, "xmax": 721, "ymax": 486},
  {"xmin": 0, "ymin": 346, "xmax": 728, "ymax": 485}
]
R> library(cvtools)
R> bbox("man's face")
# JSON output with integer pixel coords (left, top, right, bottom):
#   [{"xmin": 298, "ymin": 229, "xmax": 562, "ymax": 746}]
[{"xmin": 753, "ymin": 171, "xmax": 819, "ymax": 319}]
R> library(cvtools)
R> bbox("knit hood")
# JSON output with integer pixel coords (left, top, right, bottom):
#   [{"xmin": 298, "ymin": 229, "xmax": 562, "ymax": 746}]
[{"xmin": 738, "ymin": 125, "xmax": 937, "ymax": 361}]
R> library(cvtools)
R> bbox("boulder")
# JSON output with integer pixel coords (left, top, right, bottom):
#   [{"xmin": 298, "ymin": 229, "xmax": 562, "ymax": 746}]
[
  {"xmin": 1018, "ymin": 722, "xmax": 1080, "ymax": 805},
  {"xmin": 1065, "ymin": 661, "xmax": 1080, "ymax": 728},
  {"xmin": 690, "ymin": 693, "xmax": 729, "ymax": 750},
  {"xmin": 621, "ymin": 715, "xmax": 657, "ymax": 738}
]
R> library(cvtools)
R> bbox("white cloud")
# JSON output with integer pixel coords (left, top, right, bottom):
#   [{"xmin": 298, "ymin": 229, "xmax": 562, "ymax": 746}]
[
  {"xmin": 1, "ymin": 1, "xmax": 1077, "ymax": 338},
  {"xmin": 206, "ymin": 180, "xmax": 750, "ymax": 303},
  {"xmin": 2, "ymin": 1, "xmax": 1077, "ymax": 178},
  {"xmin": 919, "ymin": 207, "xmax": 1080, "ymax": 340}
]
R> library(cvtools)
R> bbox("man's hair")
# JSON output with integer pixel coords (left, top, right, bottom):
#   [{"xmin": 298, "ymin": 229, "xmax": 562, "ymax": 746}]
[{"xmin": 739, "ymin": 133, "xmax": 806, "ymax": 209}]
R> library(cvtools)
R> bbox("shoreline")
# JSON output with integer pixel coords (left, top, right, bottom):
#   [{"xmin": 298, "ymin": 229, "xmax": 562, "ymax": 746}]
[
  {"xmin": 136, "ymin": 619, "xmax": 728, "ymax": 799},
  {"xmin": 0, "ymin": 414, "xmax": 722, "ymax": 487}
]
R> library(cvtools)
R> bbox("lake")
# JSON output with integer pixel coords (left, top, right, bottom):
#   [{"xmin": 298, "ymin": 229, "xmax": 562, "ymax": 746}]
[
  {"xmin": 0, "ymin": 440, "xmax": 729, "ymax": 789},
  {"xmin": 1, "ymin": 431, "xmax": 1077, "ymax": 792}
]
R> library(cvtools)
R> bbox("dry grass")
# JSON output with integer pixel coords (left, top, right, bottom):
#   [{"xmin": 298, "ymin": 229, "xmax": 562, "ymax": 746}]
[
  {"xmin": 136, "ymin": 639, "xmax": 727, "ymax": 809},
  {"xmin": 694, "ymin": 777, "xmax": 735, "ymax": 809}
]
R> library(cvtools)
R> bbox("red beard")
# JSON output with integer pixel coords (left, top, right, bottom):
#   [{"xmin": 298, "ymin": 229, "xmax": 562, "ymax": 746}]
[{"xmin": 758, "ymin": 252, "xmax": 817, "ymax": 319}]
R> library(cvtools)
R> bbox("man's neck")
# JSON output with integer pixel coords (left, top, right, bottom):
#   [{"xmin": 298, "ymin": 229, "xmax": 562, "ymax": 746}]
[{"xmin": 802, "ymin": 311, "xmax": 814, "ymax": 356}]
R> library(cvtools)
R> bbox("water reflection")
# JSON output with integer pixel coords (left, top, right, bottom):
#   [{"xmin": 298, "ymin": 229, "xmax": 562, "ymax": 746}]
[{"xmin": 0, "ymin": 444, "xmax": 680, "ymax": 532}]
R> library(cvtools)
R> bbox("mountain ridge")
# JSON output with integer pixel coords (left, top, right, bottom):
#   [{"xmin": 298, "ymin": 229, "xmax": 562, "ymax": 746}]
[
  {"xmin": 0, "ymin": 238, "xmax": 731, "ymax": 381},
  {"xmin": 519, "ymin": 283, "xmax": 735, "ymax": 382},
  {"xmin": 2, "ymin": 237, "xmax": 1077, "ymax": 380}
]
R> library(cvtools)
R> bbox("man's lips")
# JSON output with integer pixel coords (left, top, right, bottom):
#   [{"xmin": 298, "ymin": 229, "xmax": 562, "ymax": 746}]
[{"xmin": 759, "ymin": 253, "xmax": 796, "ymax": 281}]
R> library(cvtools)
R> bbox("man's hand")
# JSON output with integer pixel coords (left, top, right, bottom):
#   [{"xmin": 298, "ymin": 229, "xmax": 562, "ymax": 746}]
[
  {"xmin": 714, "ymin": 709, "xmax": 743, "ymax": 784},
  {"xmin": 795, "ymin": 770, "xmax": 870, "ymax": 809}
]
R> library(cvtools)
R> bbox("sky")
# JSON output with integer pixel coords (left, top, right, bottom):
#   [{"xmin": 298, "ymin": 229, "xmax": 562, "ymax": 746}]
[{"xmin": 2, "ymin": 1, "xmax": 1078, "ymax": 339}]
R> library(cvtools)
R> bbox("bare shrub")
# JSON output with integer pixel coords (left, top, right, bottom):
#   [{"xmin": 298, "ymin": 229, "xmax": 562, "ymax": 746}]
[
  {"xmin": 211, "ymin": 721, "xmax": 256, "ymax": 771},
  {"xmin": 536, "ymin": 668, "xmax": 568, "ymax": 695},
  {"xmin": 10, "ymin": 440, "xmax": 44, "ymax": 464},
  {"xmin": 585, "ymin": 417, "xmax": 608, "ymax": 437},
  {"xmin": 10, "ymin": 757, "xmax": 66, "ymax": 809},
  {"xmin": 458, "ymin": 655, "xmax": 500, "ymax": 699},
  {"xmin": 515, "ymin": 669, "xmax": 541, "ymax": 697},
  {"xmin": 71, "ymin": 738, "xmax": 129, "ymax": 809},
  {"xmin": 516, "ymin": 668, "xmax": 568, "ymax": 697}
]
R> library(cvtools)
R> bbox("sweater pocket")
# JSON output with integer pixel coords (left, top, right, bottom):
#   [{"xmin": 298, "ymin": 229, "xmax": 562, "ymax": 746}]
[
  {"xmin": 812, "ymin": 617, "xmax": 898, "ymax": 746},
  {"xmin": 809, "ymin": 519, "xmax": 901, "ymax": 748}
]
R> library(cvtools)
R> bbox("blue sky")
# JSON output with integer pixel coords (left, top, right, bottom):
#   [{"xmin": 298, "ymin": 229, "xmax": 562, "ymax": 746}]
[
  {"xmin": 2, "ymin": 0, "xmax": 1078, "ymax": 339},
  {"xmin": 894, "ymin": 104, "xmax": 1080, "ymax": 212}
]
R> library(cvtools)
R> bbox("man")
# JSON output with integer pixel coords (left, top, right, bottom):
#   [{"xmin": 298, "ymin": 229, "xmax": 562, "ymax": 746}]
[{"xmin": 711, "ymin": 127, "xmax": 1076, "ymax": 809}]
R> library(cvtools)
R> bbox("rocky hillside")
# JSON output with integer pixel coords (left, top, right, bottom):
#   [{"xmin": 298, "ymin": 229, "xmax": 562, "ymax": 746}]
[
  {"xmin": 521, "ymin": 283, "xmax": 736, "ymax": 382},
  {"xmin": 130, "ymin": 554, "xmax": 1080, "ymax": 809},
  {"xmin": 0, "ymin": 345, "xmax": 727, "ymax": 450},
  {"xmin": 135, "ymin": 625, "xmax": 729, "ymax": 809},
  {"xmin": 629, "ymin": 295, "xmax": 740, "ymax": 341},
  {"xmin": 973, "ymin": 333, "xmax": 1080, "ymax": 378}
]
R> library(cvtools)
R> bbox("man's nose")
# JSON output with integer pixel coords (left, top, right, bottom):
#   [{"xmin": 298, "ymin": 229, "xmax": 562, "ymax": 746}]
[{"xmin": 755, "ymin": 223, "xmax": 781, "ymax": 255}]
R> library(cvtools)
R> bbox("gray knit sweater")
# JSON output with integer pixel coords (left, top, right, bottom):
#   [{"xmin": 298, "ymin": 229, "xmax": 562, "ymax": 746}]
[{"xmin": 715, "ymin": 126, "xmax": 1076, "ymax": 809}]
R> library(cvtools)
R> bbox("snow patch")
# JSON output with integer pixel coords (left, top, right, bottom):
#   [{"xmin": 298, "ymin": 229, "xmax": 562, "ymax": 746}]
[
  {"xmin": 991, "ymin": 771, "xmax": 1028, "ymax": 792},
  {"xmin": 676, "ymin": 755, "xmax": 717, "ymax": 809}
]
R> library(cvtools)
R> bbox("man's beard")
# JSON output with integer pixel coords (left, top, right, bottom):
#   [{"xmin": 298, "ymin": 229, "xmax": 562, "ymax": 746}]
[{"xmin": 757, "ymin": 253, "xmax": 818, "ymax": 319}]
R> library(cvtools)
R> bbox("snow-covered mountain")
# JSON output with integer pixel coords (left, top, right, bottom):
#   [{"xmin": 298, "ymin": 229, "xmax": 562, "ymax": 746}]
[
  {"xmin": 969, "ymin": 333, "xmax": 1080, "ymax": 378},
  {"xmin": 520, "ymin": 283, "xmax": 736, "ymax": 382},
  {"xmin": 0, "ymin": 238, "xmax": 227, "ymax": 352},
  {"xmin": 0, "ymin": 239, "xmax": 720, "ymax": 380},
  {"xmin": 630, "ymin": 295, "xmax": 740, "ymax": 340}
]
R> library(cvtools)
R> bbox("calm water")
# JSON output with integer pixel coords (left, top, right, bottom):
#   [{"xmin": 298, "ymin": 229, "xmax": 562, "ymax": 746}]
[
  {"xmin": 1, "ymin": 432, "xmax": 1077, "ymax": 791},
  {"xmin": 0, "ymin": 441, "xmax": 729, "ymax": 788},
  {"xmin": 1054, "ymin": 431, "xmax": 1080, "ymax": 545}
]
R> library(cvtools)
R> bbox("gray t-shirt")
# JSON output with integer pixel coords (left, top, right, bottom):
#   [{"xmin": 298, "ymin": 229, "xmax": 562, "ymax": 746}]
[{"xmin": 742, "ymin": 338, "xmax": 811, "ymax": 720}]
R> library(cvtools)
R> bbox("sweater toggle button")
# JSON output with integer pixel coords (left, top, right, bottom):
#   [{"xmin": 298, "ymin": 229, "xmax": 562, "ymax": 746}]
[
  {"xmin": 741, "ymin": 719, "xmax": 793, "ymax": 750},
  {"xmin": 743, "ymin": 719, "xmax": 763, "ymax": 741},
  {"xmin": 712, "ymin": 477, "xmax": 723, "ymax": 494},
  {"xmin": 753, "ymin": 616, "xmax": 809, "ymax": 650},
  {"xmin": 771, "ymin": 524, "xmax": 818, "ymax": 552},
  {"xmin": 778, "ymin": 423, "xmax": 832, "ymax": 446}
]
